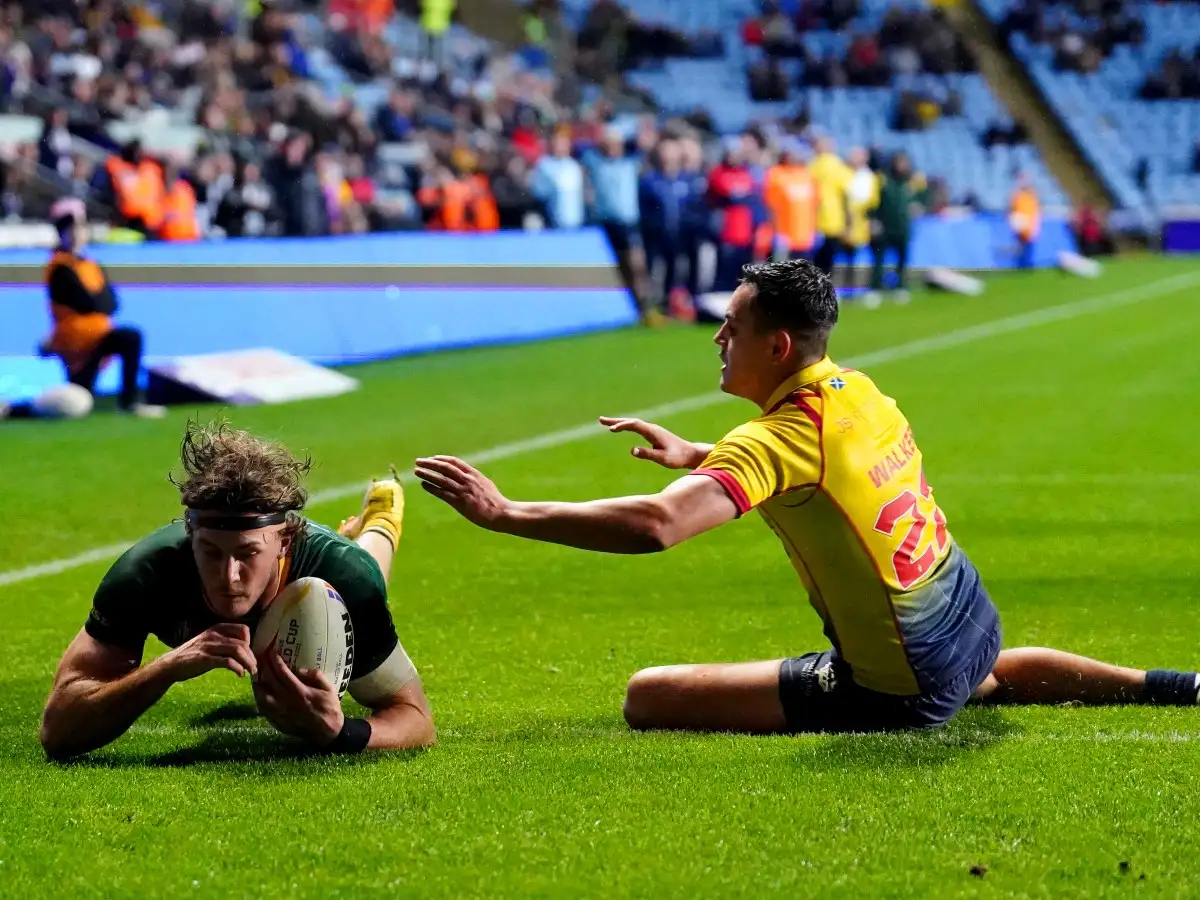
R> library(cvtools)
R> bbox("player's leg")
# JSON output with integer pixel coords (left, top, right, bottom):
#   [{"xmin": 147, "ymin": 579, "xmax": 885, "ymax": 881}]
[
  {"xmin": 622, "ymin": 660, "xmax": 789, "ymax": 733},
  {"xmin": 339, "ymin": 474, "xmax": 405, "ymax": 582},
  {"xmin": 973, "ymin": 647, "xmax": 1198, "ymax": 706}
]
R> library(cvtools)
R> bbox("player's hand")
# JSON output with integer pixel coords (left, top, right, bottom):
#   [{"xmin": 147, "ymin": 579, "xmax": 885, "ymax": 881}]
[
  {"xmin": 598, "ymin": 417, "xmax": 705, "ymax": 470},
  {"xmin": 160, "ymin": 624, "xmax": 258, "ymax": 682},
  {"xmin": 414, "ymin": 456, "xmax": 509, "ymax": 528},
  {"xmin": 252, "ymin": 646, "xmax": 344, "ymax": 746}
]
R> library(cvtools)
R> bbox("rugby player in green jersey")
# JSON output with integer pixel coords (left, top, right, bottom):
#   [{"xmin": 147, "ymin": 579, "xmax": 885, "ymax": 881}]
[{"xmin": 40, "ymin": 422, "xmax": 434, "ymax": 758}]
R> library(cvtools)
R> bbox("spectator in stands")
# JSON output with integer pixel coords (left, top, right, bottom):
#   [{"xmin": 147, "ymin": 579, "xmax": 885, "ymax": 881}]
[
  {"xmin": 821, "ymin": 0, "xmax": 862, "ymax": 33},
  {"xmin": 639, "ymin": 139, "xmax": 689, "ymax": 316},
  {"xmin": 679, "ymin": 136, "xmax": 711, "ymax": 302},
  {"xmin": 491, "ymin": 154, "xmax": 539, "ymax": 230},
  {"xmin": 765, "ymin": 141, "xmax": 817, "ymax": 261},
  {"xmin": 586, "ymin": 128, "xmax": 643, "ymax": 309},
  {"xmin": 420, "ymin": 0, "xmax": 456, "ymax": 67},
  {"xmin": 846, "ymin": 33, "xmax": 888, "ymax": 87},
  {"xmin": 159, "ymin": 161, "xmax": 200, "ymax": 242},
  {"xmin": 214, "ymin": 158, "xmax": 278, "ymax": 239},
  {"xmin": 97, "ymin": 140, "xmax": 164, "ymax": 237},
  {"xmin": 19, "ymin": 211, "xmax": 164, "ymax": 418},
  {"xmin": 267, "ymin": 132, "xmax": 327, "ymax": 237},
  {"xmin": 532, "ymin": 131, "xmax": 585, "ymax": 229},
  {"xmin": 810, "ymin": 136, "xmax": 852, "ymax": 277},
  {"xmin": 38, "ymin": 108, "xmax": 73, "ymax": 179},
  {"xmin": 1009, "ymin": 170, "xmax": 1041, "ymax": 269},
  {"xmin": 759, "ymin": 1, "xmax": 800, "ymax": 58},
  {"xmin": 748, "ymin": 57, "xmax": 790, "ymax": 101},
  {"xmin": 843, "ymin": 146, "xmax": 878, "ymax": 292},
  {"xmin": 1073, "ymin": 203, "xmax": 1114, "ymax": 258},
  {"xmin": 867, "ymin": 151, "xmax": 926, "ymax": 306},
  {"xmin": 375, "ymin": 88, "xmax": 418, "ymax": 143},
  {"xmin": 707, "ymin": 144, "xmax": 757, "ymax": 291},
  {"xmin": 68, "ymin": 156, "xmax": 94, "ymax": 202}
]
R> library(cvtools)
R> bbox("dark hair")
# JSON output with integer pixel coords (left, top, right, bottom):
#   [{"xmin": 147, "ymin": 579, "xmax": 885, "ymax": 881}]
[
  {"xmin": 172, "ymin": 420, "xmax": 311, "ymax": 544},
  {"xmin": 738, "ymin": 259, "xmax": 838, "ymax": 356}
]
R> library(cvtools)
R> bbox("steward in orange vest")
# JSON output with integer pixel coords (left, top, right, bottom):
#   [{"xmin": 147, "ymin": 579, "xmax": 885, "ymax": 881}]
[
  {"xmin": 159, "ymin": 166, "xmax": 200, "ymax": 242},
  {"xmin": 104, "ymin": 141, "xmax": 165, "ymax": 234},
  {"xmin": 38, "ymin": 212, "xmax": 162, "ymax": 417},
  {"xmin": 1009, "ymin": 172, "xmax": 1041, "ymax": 269},
  {"xmin": 765, "ymin": 145, "xmax": 818, "ymax": 257}
]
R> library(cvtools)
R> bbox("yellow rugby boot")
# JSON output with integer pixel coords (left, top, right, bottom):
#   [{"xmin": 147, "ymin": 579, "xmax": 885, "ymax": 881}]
[{"xmin": 339, "ymin": 466, "xmax": 404, "ymax": 550}]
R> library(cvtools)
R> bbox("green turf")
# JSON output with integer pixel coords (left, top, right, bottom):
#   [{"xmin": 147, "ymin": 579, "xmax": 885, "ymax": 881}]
[{"xmin": 3, "ymin": 257, "xmax": 1200, "ymax": 897}]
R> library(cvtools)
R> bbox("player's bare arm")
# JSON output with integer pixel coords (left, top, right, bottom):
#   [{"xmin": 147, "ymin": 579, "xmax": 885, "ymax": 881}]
[
  {"xmin": 415, "ymin": 455, "xmax": 739, "ymax": 554},
  {"xmin": 40, "ymin": 623, "xmax": 257, "ymax": 759}
]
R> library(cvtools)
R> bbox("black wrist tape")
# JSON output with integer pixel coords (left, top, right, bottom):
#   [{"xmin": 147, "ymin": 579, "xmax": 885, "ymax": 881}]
[{"xmin": 328, "ymin": 717, "xmax": 372, "ymax": 754}]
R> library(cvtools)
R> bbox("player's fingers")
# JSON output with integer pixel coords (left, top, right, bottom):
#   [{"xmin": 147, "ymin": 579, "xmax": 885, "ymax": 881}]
[
  {"xmin": 631, "ymin": 445, "xmax": 668, "ymax": 463},
  {"xmin": 415, "ymin": 457, "xmax": 467, "ymax": 480},
  {"xmin": 430, "ymin": 455, "xmax": 477, "ymax": 476},
  {"xmin": 414, "ymin": 466, "xmax": 462, "ymax": 493},
  {"xmin": 297, "ymin": 668, "xmax": 334, "ymax": 692},
  {"xmin": 231, "ymin": 642, "xmax": 259, "ymax": 677},
  {"xmin": 222, "ymin": 657, "xmax": 247, "ymax": 678},
  {"xmin": 418, "ymin": 482, "xmax": 461, "ymax": 508},
  {"xmin": 210, "ymin": 622, "xmax": 252, "ymax": 643},
  {"xmin": 270, "ymin": 650, "xmax": 309, "ymax": 695}
]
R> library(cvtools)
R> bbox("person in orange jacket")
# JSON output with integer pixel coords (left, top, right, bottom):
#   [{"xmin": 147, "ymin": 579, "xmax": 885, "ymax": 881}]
[
  {"xmin": 159, "ymin": 162, "xmax": 200, "ymax": 242},
  {"xmin": 0, "ymin": 211, "xmax": 165, "ymax": 420},
  {"xmin": 1009, "ymin": 171, "xmax": 1041, "ymax": 269},
  {"xmin": 765, "ymin": 142, "xmax": 819, "ymax": 260}
]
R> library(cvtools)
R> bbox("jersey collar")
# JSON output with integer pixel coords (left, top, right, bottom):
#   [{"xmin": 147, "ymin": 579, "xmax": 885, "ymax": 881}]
[{"xmin": 762, "ymin": 357, "xmax": 839, "ymax": 413}]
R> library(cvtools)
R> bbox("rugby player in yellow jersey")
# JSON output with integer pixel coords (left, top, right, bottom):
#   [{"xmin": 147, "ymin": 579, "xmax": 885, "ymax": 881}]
[{"xmin": 416, "ymin": 260, "xmax": 1199, "ymax": 732}]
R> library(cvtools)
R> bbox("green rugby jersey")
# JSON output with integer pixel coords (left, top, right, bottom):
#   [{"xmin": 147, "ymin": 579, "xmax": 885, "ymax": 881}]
[{"xmin": 84, "ymin": 520, "xmax": 399, "ymax": 681}]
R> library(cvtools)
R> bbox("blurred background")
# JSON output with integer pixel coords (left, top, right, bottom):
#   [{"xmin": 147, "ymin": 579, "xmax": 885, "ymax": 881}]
[{"xmin": 0, "ymin": 0, "xmax": 1196, "ymax": 410}]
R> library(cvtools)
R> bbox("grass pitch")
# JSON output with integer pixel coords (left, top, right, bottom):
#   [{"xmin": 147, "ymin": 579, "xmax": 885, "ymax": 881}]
[{"xmin": 2, "ymin": 257, "xmax": 1200, "ymax": 898}]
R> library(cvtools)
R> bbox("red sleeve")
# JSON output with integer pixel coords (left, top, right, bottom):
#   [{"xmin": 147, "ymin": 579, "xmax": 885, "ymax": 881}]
[{"xmin": 692, "ymin": 468, "xmax": 752, "ymax": 517}]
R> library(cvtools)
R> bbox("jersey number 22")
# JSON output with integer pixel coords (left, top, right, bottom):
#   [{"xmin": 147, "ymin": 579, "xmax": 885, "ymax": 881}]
[{"xmin": 872, "ymin": 472, "xmax": 949, "ymax": 589}]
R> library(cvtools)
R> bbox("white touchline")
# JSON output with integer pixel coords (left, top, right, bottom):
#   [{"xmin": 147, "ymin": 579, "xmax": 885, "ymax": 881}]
[{"xmin": 1, "ymin": 269, "xmax": 1197, "ymax": 590}]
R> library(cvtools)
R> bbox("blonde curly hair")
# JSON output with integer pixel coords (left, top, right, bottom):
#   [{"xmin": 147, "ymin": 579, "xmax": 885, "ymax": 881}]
[{"xmin": 172, "ymin": 420, "xmax": 311, "ymax": 543}]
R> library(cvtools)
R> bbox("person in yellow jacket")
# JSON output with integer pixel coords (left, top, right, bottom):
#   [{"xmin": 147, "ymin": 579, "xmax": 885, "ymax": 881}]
[
  {"xmin": 809, "ymin": 136, "xmax": 853, "ymax": 279},
  {"xmin": 842, "ymin": 147, "xmax": 879, "ymax": 292},
  {"xmin": 1, "ymin": 212, "xmax": 165, "ymax": 421},
  {"xmin": 420, "ymin": 0, "xmax": 456, "ymax": 66},
  {"xmin": 765, "ymin": 142, "xmax": 818, "ymax": 260},
  {"xmin": 1009, "ymin": 171, "xmax": 1041, "ymax": 269}
]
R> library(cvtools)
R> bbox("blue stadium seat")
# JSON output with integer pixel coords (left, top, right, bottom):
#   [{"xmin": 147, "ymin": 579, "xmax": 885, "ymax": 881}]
[{"xmin": 984, "ymin": 0, "xmax": 1200, "ymax": 213}]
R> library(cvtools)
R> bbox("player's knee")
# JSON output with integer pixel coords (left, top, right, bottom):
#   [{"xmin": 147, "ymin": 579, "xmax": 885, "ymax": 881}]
[{"xmin": 623, "ymin": 666, "xmax": 682, "ymax": 730}]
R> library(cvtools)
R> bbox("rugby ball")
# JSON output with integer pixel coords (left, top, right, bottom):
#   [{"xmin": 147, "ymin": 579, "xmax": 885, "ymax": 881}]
[
  {"xmin": 252, "ymin": 577, "xmax": 355, "ymax": 697},
  {"xmin": 33, "ymin": 384, "xmax": 94, "ymax": 419}
]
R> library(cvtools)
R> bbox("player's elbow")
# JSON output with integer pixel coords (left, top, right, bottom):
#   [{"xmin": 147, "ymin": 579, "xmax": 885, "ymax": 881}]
[
  {"xmin": 631, "ymin": 500, "xmax": 682, "ymax": 554},
  {"xmin": 38, "ymin": 714, "xmax": 78, "ymax": 761}
]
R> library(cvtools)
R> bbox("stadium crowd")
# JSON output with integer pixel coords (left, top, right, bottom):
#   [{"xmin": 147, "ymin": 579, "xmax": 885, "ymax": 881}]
[{"xmin": 0, "ymin": 0, "xmax": 1066, "ymax": 315}]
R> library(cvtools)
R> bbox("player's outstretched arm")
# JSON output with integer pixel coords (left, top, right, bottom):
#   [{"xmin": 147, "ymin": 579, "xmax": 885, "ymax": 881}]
[
  {"xmin": 598, "ymin": 417, "xmax": 713, "ymax": 470},
  {"xmin": 40, "ymin": 624, "xmax": 258, "ymax": 760},
  {"xmin": 415, "ymin": 455, "xmax": 739, "ymax": 554}
]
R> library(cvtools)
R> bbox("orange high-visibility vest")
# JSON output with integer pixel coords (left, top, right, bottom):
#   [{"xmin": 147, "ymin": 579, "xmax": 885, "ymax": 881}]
[
  {"xmin": 1010, "ymin": 187, "xmax": 1041, "ymax": 241},
  {"xmin": 105, "ymin": 157, "xmax": 166, "ymax": 230},
  {"xmin": 419, "ymin": 179, "xmax": 473, "ymax": 231},
  {"xmin": 766, "ymin": 164, "xmax": 818, "ymax": 253},
  {"xmin": 469, "ymin": 175, "xmax": 499, "ymax": 232},
  {"xmin": 159, "ymin": 179, "xmax": 199, "ymax": 241},
  {"xmin": 43, "ymin": 251, "xmax": 114, "ymax": 374}
]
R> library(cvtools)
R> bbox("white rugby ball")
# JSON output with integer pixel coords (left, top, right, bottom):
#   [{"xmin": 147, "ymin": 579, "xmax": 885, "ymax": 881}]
[
  {"xmin": 33, "ymin": 384, "xmax": 94, "ymax": 419},
  {"xmin": 253, "ymin": 577, "xmax": 355, "ymax": 697}
]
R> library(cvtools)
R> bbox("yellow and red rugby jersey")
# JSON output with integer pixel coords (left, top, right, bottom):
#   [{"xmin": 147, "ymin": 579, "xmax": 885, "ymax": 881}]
[{"xmin": 694, "ymin": 356, "xmax": 958, "ymax": 695}]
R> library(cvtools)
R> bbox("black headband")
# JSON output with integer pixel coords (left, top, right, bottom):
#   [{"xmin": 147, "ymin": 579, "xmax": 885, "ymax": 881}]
[{"xmin": 186, "ymin": 510, "xmax": 289, "ymax": 531}]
